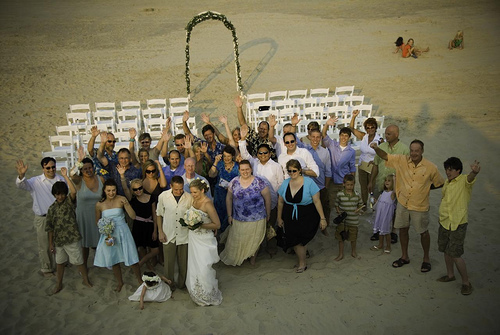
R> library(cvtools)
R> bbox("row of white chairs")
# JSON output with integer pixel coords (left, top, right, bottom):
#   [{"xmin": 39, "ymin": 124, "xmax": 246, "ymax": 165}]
[
  {"xmin": 246, "ymin": 86, "xmax": 355, "ymax": 102},
  {"xmin": 67, "ymin": 98, "xmax": 190, "ymax": 134}
]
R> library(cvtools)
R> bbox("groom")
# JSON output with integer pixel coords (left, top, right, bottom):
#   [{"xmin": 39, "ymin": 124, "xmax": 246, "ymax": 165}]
[{"xmin": 157, "ymin": 176, "xmax": 193, "ymax": 289}]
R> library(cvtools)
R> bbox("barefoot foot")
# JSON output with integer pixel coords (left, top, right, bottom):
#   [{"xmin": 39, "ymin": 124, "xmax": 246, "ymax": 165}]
[
  {"xmin": 53, "ymin": 284, "xmax": 63, "ymax": 294},
  {"xmin": 115, "ymin": 283, "xmax": 124, "ymax": 292},
  {"xmin": 334, "ymin": 254, "xmax": 344, "ymax": 261}
]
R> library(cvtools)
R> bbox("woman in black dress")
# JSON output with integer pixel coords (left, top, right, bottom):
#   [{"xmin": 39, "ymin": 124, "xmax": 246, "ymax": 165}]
[{"xmin": 277, "ymin": 160, "xmax": 327, "ymax": 273}]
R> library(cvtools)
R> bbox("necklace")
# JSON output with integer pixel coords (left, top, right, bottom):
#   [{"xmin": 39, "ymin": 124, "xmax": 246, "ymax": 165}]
[{"xmin": 224, "ymin": 162, "xmax": 234, "ymax": 172}]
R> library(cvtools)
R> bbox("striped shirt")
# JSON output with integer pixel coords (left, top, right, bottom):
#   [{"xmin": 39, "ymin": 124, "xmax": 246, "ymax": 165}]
[{"xmin": 335, "ymin": 190, "xmax": 364, "ymax": 226}]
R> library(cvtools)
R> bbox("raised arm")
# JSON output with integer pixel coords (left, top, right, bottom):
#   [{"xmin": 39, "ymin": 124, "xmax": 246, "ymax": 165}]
[
  {"xmin": 60, "ymin": 167, "xmax": 76, "ymax": 201},
  {"xmin": 117, "ymin": 165, "xmax": 132, "ymax": 200},
  {"xmin": 129, "ymin": 127, "xmax": 139, "ymax": 167},
  {"xmin": 152, "ymin": 117, "xmax": 171, "ymax": 156},
  {"xmin": 156, "ymin": 160, "xmax": 168, "ymax": 188},
  {"xmin": 370, "ymin": 142, "xmax": 388, "ymax": 161},
  {"xmin": 16, "ymin": 159, "xmax": 29, "ymax": 182},
  {"xmin": 234, "ymin": 95, "xmax": 247, "ymax": 127},
  {"xmin": 208, "ymin": 154, "xmax": 221, "ymax": 178},
  {"xmin": 322, "ymin": 116, "xmax": 338, "ymax": 139},
  {"xmin": 182, "ymin": 111, "xmax": 193, "ymax": 136},
  {"xmin": 201, "ymin": 113, "xmax": 228, "ymax": 145},
  {"xmin": 218, "ymin": 115, "xmax": 234, "ymax": 147},
  {"xmin": 238, "ymin": 125, "xmax": 252, "ymax": 160},
  {"xmin": 88, "ymin": 126, "xmax": 100, "ymax": 157},
  {"xmin": 467, "ymin": 160, "xmax": 480, "ymax": 183},
  {"xmin": 159, "ymin": 129, "xmax": 172, "ymax": 161},
  {"xmin": 349, "ymin": 110, "xmax": 366, "ymax": 140},
  {"xmin": 268, "ymin": 114, "xmax": 278, "ymax": 144},
  {"xmin": 120, "ymin": 195, "xmax": 136, "ymax": 220},
  {"xmin": 96, "ymin": 131, "xmax": 109, "ymax": 167}
]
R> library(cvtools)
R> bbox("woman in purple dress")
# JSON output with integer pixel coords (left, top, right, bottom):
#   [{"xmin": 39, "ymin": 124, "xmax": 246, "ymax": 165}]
[{"xmin": 221, "ymin": 160, "xmax": 271, "ymax": 266}]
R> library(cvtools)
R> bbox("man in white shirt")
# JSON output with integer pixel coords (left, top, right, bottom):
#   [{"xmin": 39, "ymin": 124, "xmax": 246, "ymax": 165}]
[
  {"xmin": 16, "ymin": 157, "xmax": 65, "ymax": 277},
  {"xmin": 156, "ymin": 176, "xmax": 193, "ymax": 289},
  {"xmin": 278, "ymin": 132, "xmax": 319, "ymax": 179}
]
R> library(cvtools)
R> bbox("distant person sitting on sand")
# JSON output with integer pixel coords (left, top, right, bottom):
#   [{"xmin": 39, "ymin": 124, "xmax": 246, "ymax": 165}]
[
  {"xmin": 394, "ymin": 36, "xmax": 404, "ymax": 53},
  {"xmin": 402, "ymin": 38, "xmax": 429, "ymax": 58},
  {"xmin": 448, "ymin": 30, "xmax": 464, "ymax": 50},
  {"xmin": 128, "ymin": 271, "xmax": 172, "ymax": 310}
]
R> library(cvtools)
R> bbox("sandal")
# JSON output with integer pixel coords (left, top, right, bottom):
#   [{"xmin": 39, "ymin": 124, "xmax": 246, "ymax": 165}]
[
  {"xmin": 421, "ymin": 262, "xmax": 432, "ymax": 273},
  {"xmin": 370, "ymin": 245, "xmax": 382, "ymax": 251},
  {"xmin": 437, "ymin": 275, "xmax": 456, "ymax": 282},
  {"xmin": 392, "ymin": 258, "xmax": 410, "ymax": 268},
  {"xmin": 296, "ymin": 266, "xmax": 308, "ymax": 273}
]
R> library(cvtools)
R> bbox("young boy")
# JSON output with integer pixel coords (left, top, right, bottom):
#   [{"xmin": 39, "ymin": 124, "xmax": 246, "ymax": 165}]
[
  {"xmin": 45, "ymin": 167, "xmax": 92, "ymax": 294},
  {"xmin": 437, "ymin": 158, "xmax": 480, "ymax": 295},
  {"xmin": 334, "ymin": 174, "xmax": 365, "ymax": 261}
]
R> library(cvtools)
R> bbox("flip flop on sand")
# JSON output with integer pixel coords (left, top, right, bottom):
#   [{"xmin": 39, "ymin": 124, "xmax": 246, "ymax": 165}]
[
  {"xmin": 392, "ymin": 258, "xmax": 410, "ymax": 268},
  {"xmin": 296, "ymin": 266, "xmax": 307, "ymax": 273},
  {"xmin": 421, "ymin": 262, "xmax": 432, "ymax": 273}
]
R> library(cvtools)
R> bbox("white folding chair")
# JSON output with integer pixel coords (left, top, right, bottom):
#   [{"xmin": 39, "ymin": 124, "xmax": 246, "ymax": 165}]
[
  {"xmin": 288, "ymin": 89, "xmax": 308, "ymax": 100},
  {"xmin": 169, "ymin": 106, "xmax": 187, "ymax": 119},
  {"xmin": 268, "ymin": 90, "xmax": 287, "ymax": 101},
  {"xmin": 55, "ymin": 125, "xmax": 79, "ymax": 136},
  {"xmin": 69, "ymin": 103, "xmax": 91, "ymax": 114},
  {"xmin": 252, "ymin": 110, "xmax": 278, "ymax": 131},
  {"xmin": 355, "ymin": 104, "xmax": 373, "ymax": 118},
  {"xmin": 278, "ymin": 108, "xmax": 297, "ymax": 125},
  {"xmin": 120, "ymin": 100, "xmax": 141, "ymax": 111},
  {"xmin": 373, "ymin": 116, "xmax": 385, "ymax": 135},
  {"xmin": 319, "ymin": 95, "xmax": 339, "ymax": 108},
  {"xmin": 144, "ymin": 117, "xmax": 167, "ymax": 133},
  {"xmin": 169, "ymin": 97, "xmax": 189, "ymax": 110},
  {"xmin": 115, "ymin": 122, "xmax": 137, "ymax": 133},
  {"xmin": 344, "ymin": 95, "xmax": 364, "ymax": 107},
  {"xmin": 92, "ymin": 110, "xmax": 116, "ymax": 132},
  {"xmin": 246, "ymin": 92, "xmax": 267, "ymax": 102},
  {"xmin": 95, "ymin": 102, "xmax": 116, "ymax": 113},
  {"xmin": 302, "ymin": 106, "xmax": 324, "ymax": 121},
  {"xmin": 335, "ymin": 86, "xmax": 355, "ymax": 105},
  {"xmin": 66, "ymin": 112, "xmax": 91, "ymax": 133},
  {"xmin": 171, "ymin": 115, "xmax": 196, "ymax": 136},
  {"xmin": 309, "ymin": 88, "xmax": 330, "ymax": 98},
  {"xmin": 146, "ymin": 99, "xmax": 167, "ymax": 118},
  {"xmin": 117, "ymin": 109, "xmax": 141, "ymax": 130},
  {"xmin": 327, "ymin": 105, "xmax": 349, "ymax": 119}
]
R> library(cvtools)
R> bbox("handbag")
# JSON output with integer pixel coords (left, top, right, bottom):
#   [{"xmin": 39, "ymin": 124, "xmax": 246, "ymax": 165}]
[{"xmin": 276, "ymin": 225, "xmax": 287, "ymax": 252}]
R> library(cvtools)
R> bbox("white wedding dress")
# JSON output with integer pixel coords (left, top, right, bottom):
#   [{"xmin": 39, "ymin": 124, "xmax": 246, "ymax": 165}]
[{"xmin": 186, "ymin": 207, "xmax": 223, "ymax": 306}]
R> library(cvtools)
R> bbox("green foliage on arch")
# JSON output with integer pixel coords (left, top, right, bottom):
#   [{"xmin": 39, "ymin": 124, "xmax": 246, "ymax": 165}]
[{"xmin": 185, "ymin": 11, "xmax": 243, "ymax": 96}]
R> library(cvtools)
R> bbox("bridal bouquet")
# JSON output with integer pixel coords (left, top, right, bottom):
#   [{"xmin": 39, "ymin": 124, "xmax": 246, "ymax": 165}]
[
  {"xmin": 97, "ymin": 217, "xmax": 115, "ymax": 246},
  {"xmin": 179, "ymin": 208, "xmax": 204, "ymax": 230}
]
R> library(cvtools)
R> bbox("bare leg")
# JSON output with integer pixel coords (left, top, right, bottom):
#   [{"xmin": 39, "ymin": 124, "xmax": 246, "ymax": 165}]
[
  {"xmin": 53, "ymin": 263, "xmax": 65, "ymax": 294},
  {"xmin": 351, "ymin": 241, "xmax": 358, "ymax": 258},
  {"xmin": 384, "ymin": 234, "xmax": 391, "ymax": 252},
  {"xmin": 77, "ymin": 264, "xmax": 93, "ymax": 288},
  {"xmin": 399, "ymin": 227, "xmax": 410, "ymax": 261},
  {"xmin": 335, "ymin": 241, "xmax": 344, "ymax": 261},
  {"xmin": 421, "ymin": 230, "xmax": 431, "ymax": 263},
  {"xmin": 82, "ymin": 247, "xmax": 90, "ymax": 268},
  {"xmin": 443, "ymin": 253, "xmax": 455, "ymax": 278},
  {"xmin": 112, "ymin": 264, "xmax": 124, "ymax": 292},
  {"xmin": 131, "ymin": 263, "xmax": 143, "ymax": 284},
  {"xmin": 294, "ymin": 245, "xmax": 307, "ymax": 269},
  {"xmin": 453, "ymin": 257, "xmax": 470, "ymax": 285},
  {"xmin": 376, "ymin": 235, "xmax": 384, "ymax": 249},
  {"xmin": 138, "ymin": 247, "xmax": 160, "ymax": 270},
  {"xmin": 250, "ymin": 246, "xmax": 260, "ymax": 265}
]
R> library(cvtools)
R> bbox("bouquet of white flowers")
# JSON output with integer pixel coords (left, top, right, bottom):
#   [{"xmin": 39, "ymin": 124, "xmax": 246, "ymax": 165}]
[
  {"xmin": 97, "ymin": 217, "xmax": 115, "ymax": 246},
  {"xmin": 179, "ymin": 208, "xmax": 204, "ymax": 230}
]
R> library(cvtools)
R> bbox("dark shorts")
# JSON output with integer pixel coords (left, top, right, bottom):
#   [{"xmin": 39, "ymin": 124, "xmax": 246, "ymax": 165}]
[
  {"xmin": 335, "ymin": 224, "xmax": 358, "ymax": 242},
  {"xmin": 438, "ymin": 223, "xmax": 467, "ymax": 258}
]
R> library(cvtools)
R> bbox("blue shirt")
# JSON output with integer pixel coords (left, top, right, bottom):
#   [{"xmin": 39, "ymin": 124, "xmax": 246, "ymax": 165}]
[
  {"xmin": 162, "ymin": 165, "xmax": 186, "ymax": 188},
  {"xmin": 193, "ymin": 136, "xmax": 225, "ymax": 162},
  {"xmin": 107, "ymin": 162, "xmax": 142, "ymax": 196},
  {"xmin": 322, "ymin": 135, "xmax": 356, "ymax": 184},
  {"xmin": 278, "ymin": 177, "xmax": 320, "ymax": 219},
  {"xmin": 91, "ymin": 148, "xmax": 118, "ymax": 179}
]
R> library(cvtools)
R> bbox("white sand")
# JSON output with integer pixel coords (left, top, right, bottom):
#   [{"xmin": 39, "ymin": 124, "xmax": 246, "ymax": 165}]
[{"xmin": 1, "ymin": 0, "xmax": 499, "ymax": 334}]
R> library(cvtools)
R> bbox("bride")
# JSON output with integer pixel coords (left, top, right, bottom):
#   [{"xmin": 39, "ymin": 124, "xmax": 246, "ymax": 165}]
[{"xmin": 185, "ymin": 179, "xmax": 223, "ymax": 306}]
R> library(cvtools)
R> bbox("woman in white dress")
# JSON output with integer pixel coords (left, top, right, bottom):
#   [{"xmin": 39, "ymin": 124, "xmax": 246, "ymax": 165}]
[{"xmin": 185, "ymin": 179, "xmax": 223, "ymax": 306}]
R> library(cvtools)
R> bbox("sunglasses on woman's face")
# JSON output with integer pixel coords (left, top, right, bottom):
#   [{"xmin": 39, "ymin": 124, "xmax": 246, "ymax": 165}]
[
  {"xmin": 132, "ymin": 186, "xmax": 143, "ymax": 191},
  {"xmin": 145, "ymin": 169, "xmax": 157, "ymax": 174},
  {"xmin": 257, "ymin": 151, "xmax": 269, "ymax": 155},
  {"xmin": 287, "ymin": 169, "xmax": 298, "ymax": 173}
]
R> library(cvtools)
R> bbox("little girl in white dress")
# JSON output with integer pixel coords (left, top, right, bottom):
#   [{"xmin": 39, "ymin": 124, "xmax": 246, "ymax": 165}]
[{"xmin": 129, "ymin": 271, "xmax": 172, "ymax": 309}]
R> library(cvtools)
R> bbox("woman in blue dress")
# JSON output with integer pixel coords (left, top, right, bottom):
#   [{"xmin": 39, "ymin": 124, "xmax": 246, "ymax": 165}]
[
  {"xmin": 94, "ymin": 179, "xmax": 142, "ymax": 292},
  {"xmin": 208, "ymin": 145, "xmax": 239, "ymax": 233}
]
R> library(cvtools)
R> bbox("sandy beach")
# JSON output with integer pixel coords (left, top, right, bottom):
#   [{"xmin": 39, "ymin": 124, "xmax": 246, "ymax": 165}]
[{"xmin": 1, "ymin": 0, "xmax": 500, "ymax": 334}]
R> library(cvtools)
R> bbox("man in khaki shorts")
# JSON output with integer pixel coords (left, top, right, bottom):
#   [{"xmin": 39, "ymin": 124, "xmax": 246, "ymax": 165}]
[{"xmin": 371, "ymin": 140, "xmax": 444, "ymax": 272}]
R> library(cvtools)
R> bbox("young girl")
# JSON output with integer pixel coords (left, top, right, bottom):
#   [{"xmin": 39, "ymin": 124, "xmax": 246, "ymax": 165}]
[
  {"xmin": 402, "ymin": 38, "xmax": 430, "ymax": 58},
  {"xmin": 370, "ymin": 175, "xmax": 396, "ymax": 253},
  {"xmin": 129, "ymin": 271, "xmax": 172, "ymax": 310},
  {"xmin": 394, "ymin": 36, "xmax": 404, "ymax": 53},
  {"xmin": 448, "ymin": 30, "xmax": 464, "ymax": 50}
]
